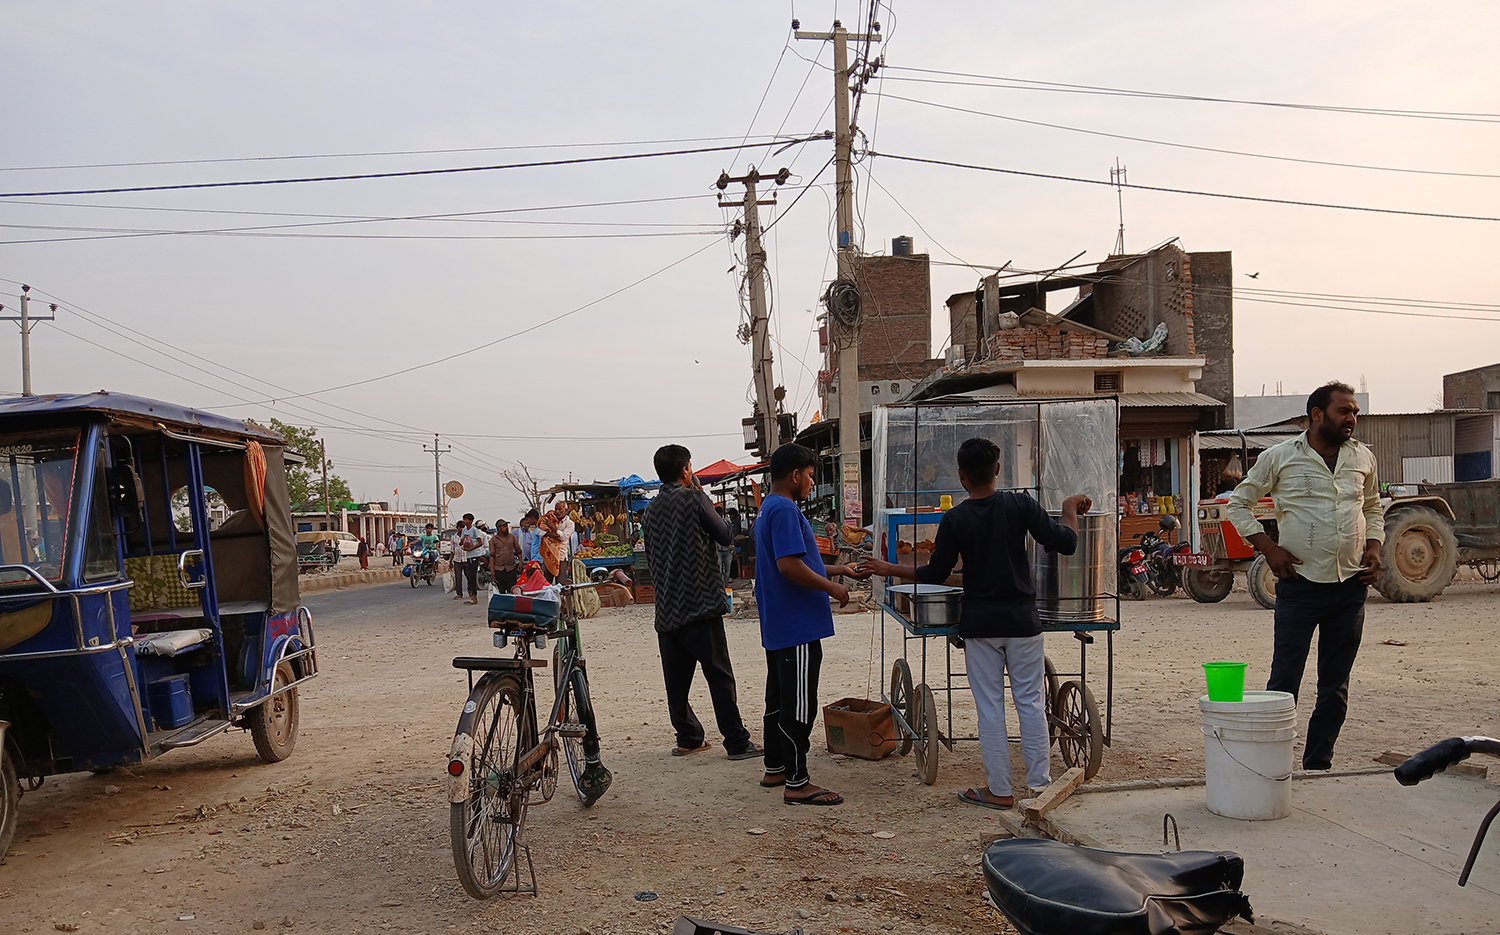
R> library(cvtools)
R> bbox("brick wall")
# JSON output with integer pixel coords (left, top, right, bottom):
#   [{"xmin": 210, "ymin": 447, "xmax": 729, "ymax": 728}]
[
  {"xmin": 946, "ymin": 291, "xmax": 978, "ymax": 362},
  {"xmin": 986, "ymin": 325, "xmax": 1110, "ymax": 362},
  {"xmin": 1444, "ymin": 366, "xmax": 1500, "ymax": 409},
  {"xmin": 1190, "ymin": 251, "xmax": 1234, "ymax": 429},
  {"xmin": 1092, "ymin": 244, "xmax": 1196, "ymax": 356},
  {"xmin": 853, "ymin": 254, "xmax": 932, "ymax": 369}
]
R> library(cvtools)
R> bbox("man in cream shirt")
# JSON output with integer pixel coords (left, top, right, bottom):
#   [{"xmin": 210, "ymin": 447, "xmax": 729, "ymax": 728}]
[{"xmin": 1227, "ymin": 381, "xmax": 1384, "ymax": 770}]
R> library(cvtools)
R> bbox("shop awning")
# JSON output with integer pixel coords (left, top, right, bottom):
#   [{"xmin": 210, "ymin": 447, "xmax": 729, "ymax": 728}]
[
  {"xmin": 1198, "ymin": 431, "xmax": 1300, "ymax": 451},
  {"xmin": 694, "ymin": 459, "xmax": 744, "ymax": 483}
]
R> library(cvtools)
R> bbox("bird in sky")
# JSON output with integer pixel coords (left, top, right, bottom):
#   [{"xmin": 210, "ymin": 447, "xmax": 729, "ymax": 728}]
[{"xmin": 1245, "ymin": 272, "xmax": 1260, "ymax": 279}]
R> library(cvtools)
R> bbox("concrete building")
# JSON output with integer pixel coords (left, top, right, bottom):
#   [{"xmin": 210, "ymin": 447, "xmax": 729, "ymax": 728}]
[{"xmin": 291, "ymin": 501, "xmax": 438, "ymax": 545}]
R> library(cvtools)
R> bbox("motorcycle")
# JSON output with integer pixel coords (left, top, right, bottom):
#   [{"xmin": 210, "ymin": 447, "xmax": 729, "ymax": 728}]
[
  {"xmin": 1396, "ymin": 735, "xmax": 1500, "ymax": 886},
  {"xmin": 1117, "ymin": 541, "xmax": 1150, "ymax": 600},
  {"xmin": 403, "ymin": 544, "xmax": 439, "ymax": 587},
  {"xmin": 1137, "ymin": 515, "xmax": 1192, "ymax": 597}
]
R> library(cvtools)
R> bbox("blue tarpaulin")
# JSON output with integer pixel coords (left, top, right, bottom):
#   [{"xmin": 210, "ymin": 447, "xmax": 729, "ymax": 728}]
[{"xmin": 615, "ymin": 474, "xmax": 660, "ymax": 492}]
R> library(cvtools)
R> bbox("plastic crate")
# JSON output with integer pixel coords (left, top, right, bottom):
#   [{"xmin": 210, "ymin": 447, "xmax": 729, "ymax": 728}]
[
  {"xmin": 148, "ymin": 674, "xmax": 194, "ymax": 730},
  {"xmin": 634, "ymin": 584, "xmax": 655, "ymax": 604}
]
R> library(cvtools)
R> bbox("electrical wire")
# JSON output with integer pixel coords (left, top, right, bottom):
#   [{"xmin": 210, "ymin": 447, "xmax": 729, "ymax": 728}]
[
  {"xmin": 878, "ymin": 66, "xmax": 1500, "ymax": 123},
  {"xmin": 0, "ymin": 134, "xmax": 811, "ymax": 172},
  {"xmin": 0, "ymin": 138, "xmax": 830, "ymax": 199},
  {"xmin": 874, "ymin": 92, "xmax": 1500, "ymax": 179},
  {"xmin": 2, "ymin": 226, "xmax": 721, "ymax": 247},
  {"xmin": 868, "ymin": 151, "xmax": 1500, "ymax": 223}
]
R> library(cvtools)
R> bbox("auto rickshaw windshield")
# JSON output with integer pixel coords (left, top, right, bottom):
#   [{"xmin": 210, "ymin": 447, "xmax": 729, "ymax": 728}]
[{"xmin": 0, "ymin": 429, "xmax": 81, "ymax": 587}]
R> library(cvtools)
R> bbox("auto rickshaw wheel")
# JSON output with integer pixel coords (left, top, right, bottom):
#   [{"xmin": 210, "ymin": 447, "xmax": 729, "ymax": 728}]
[
  {"xmin": 250, "ymin": 662, "xmax": 300, "ymax": 763},
  {"xmin": 0, "ymin": 745, "xmax": 19, "ymax": 859}
]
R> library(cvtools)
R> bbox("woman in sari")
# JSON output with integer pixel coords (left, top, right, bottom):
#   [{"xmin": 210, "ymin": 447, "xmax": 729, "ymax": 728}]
[{"xmin": 538, "ymin": 503, "xmax": 568, "ymax": 581}]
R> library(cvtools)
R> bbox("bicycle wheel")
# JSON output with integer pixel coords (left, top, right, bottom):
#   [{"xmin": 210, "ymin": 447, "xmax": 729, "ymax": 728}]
[
  {"xmin": 558, "ymin": 667, "xmax": 602, "ymax": 806},
  {"xmin": 450, "ymin": 673, "xmax": 531, "ymax": 899}
]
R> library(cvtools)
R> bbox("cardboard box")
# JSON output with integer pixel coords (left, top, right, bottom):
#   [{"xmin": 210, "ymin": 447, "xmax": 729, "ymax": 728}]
[{"xmin": 823, "ymin": 697, "xmax": 899, "ymax": 760}]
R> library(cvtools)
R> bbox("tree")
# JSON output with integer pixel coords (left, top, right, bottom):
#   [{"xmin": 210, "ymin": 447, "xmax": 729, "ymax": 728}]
[
  {"xmin": 500, "ymin": 462, "xmax": 543, "ymax": 514},
  {"xmin": 266, "ymin": 419, "xmax": 353, "ymax": 507}
]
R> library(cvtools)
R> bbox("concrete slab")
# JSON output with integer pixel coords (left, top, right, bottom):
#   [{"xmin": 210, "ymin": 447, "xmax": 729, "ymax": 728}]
[{"xmin": 1051, "ymin": 772, "xmax": 1500, "ymax": 935}]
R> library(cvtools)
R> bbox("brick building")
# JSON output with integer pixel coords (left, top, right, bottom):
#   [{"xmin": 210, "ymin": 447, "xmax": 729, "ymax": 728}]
[{"xmin": 1444, "ymin": 362, "xmax": 1500, "ymax": 411}]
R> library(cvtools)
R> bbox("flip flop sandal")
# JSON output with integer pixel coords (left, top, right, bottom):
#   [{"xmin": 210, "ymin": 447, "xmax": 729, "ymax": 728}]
[
  {"xmin": 727, "ymin": 744, "xmax": 765, "ymax": 761},
  {"xmin": 958, "ymin": 788, "xmax": 1014, "ymax": 810},
  {"xmin": 784, "ymin": 789, "xmax": 844, "ymax": 806},
  {"xmin": 759, "ymin": 774, "xmax": 786, "ymax": 788},
  {"xmin": 671, "ymin": 742, "xmax": 712, "ymax": 757}
]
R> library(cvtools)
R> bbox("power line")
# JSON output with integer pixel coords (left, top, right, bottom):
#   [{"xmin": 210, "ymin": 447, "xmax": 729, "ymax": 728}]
[
  {"xmin": 0, "ymin": 138, "xmax": 829, "ymax": 199},
  {"xmin": 868, "ymin": 151, "xmax": 1500, "ymax": 222},
  {"xmin": 0, "ymin": 134, "xmax": 810, "ymax": 173},
  {"xmin": 0, "ymin": 192, "xmax": 715, "ymax": 221},
  {"xmin": 2, "ymin": 226, "xmax": 721, "ymax": 247},
  {"xmin": 879, "ymin": 66, "xmax": 1500, "ymax": 123},
  {"xmin": 877, "ymin": 92, "xmax": 1500, "ymax": 179}
]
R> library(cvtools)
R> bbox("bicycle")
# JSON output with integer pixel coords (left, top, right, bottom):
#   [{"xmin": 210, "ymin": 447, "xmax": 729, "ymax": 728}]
[
  {"xmin": 446, "ymin": 575, "xmax": 612, "ymax": 899},
  {"xmin": 1396, "ymin": 735, "xmax": 1500, "ymax": 886}
]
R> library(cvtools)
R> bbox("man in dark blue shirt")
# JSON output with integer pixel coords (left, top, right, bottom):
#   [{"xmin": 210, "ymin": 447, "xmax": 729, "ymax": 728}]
[
  {"xmin": 865, "ymin": 437, "xmax": 1089, "ymax": 809},
  {"xmin": 754, "ymin": 443, "xmax": 869, "ymax": 805}
]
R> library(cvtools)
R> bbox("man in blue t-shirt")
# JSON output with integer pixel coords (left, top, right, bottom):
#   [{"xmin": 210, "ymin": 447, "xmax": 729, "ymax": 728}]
[{"xmin": 754, "ymin": 443, "xmax": 869, "ymax": 806}]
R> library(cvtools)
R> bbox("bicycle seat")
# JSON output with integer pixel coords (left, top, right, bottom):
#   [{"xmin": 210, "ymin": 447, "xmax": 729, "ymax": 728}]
[{"xmin": 982, "ymin": 838, "xmax": 1251, "ymax": 935}]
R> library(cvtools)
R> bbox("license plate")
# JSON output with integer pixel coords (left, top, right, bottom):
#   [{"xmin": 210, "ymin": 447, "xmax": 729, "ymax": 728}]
[
  {"xmin": 1131, "ymin": 563, "xmax": 1147, "ymax": 575},
  {"xmin": 1173, "ymin": 553, "xmax": 1213, "ymax": 567}
]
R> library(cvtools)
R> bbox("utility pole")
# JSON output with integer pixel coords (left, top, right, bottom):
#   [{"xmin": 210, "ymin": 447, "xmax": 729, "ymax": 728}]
[
  {"xmin": 718, "ymin": 165, "xmax": 789, "ymax": 460},
  {"xmin": 1111, "ymin": 158, "xmax": 1128, "ymax": 256},
  {"xmin": 1, "ymin": 285, "xmax": 57, "ymax": 397},
  {"xmin": 796, "ymin": 18, "xmax": 880, "ymax": 528},
  {"xmin": 319, "ymin": 438, "xmax": 331, "ymax": 531},
  {"xmin": 424, "ymin": 434, "xmax": 451, "ymax": 530}
]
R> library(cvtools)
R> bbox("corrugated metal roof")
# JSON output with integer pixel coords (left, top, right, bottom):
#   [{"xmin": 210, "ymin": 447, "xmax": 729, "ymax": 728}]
[
  {"xmin": 1199, "ymin": 432, "xmax": 1300, "ymax": 450},
  {"xmin": 1117, "ymin": 391, "xmax": 1225, "ymax": 408}
]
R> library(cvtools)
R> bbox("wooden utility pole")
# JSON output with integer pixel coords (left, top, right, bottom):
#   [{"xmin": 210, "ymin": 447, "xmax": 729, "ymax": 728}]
[
  {"xmin": 424, "ymin": 434, "xmax": 451, "ymax": 530},
  {"xmin": 718, "ymin": 166, "xmax": 789, "ymax": 459},
  {"xmin": 796, "ymin": 19, "xmax": 879, "ymax": 527}
]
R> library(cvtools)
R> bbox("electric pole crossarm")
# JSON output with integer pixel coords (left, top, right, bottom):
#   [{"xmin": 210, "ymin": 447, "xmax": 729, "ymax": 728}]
[{"xmin": 1, "ymin": 286, "xmax": 58, "ymax": 397}]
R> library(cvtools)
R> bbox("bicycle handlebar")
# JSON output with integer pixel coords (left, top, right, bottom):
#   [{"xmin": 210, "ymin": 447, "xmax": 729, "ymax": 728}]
[{"xmin": 1395, "ymin": 737, "xmax": 1500, "ymax": 786}]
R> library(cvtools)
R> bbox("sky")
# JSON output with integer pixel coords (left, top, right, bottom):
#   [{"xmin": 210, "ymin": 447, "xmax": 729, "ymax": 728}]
[{"xmin": 3, "ymin": 1, "xmax": 1498, "ymax": 522}]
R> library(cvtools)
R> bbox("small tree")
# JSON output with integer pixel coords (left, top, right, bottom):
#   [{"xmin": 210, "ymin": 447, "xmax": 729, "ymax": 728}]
[
  {"xmin": 266, "ymin": 419, "xmax": 353, "ymax": 507},
  {"xmin": 500, "ymin": 462, "xmax": 544, "ymax": 514}
]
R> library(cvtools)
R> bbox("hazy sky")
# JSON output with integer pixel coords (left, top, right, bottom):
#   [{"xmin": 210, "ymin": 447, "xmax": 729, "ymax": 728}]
[{"xmin": 4, "ymin": 2, "xmax": 1498, "ymax": 521}]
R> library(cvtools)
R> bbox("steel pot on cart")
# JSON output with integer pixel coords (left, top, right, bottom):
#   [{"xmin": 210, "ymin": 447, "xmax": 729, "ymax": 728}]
[
  {"xmin": 0, "ymin": 393, "xmax": 318, "ymax": 857},
  {"xmin": 872, "ymin": 396, "xmax": 1119, "ymax": 785}
]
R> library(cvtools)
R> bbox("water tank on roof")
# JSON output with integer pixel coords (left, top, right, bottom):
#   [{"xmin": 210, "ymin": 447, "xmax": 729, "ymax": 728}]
[{"xmin": 892, "ymin": 235, "xmax": 914, "ymax": 256}]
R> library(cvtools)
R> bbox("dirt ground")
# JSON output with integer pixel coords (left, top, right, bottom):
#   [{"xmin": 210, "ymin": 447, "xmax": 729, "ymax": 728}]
[{"xmin": 3, "ymin": 571, "xmax": 1498, "ymax": 935}]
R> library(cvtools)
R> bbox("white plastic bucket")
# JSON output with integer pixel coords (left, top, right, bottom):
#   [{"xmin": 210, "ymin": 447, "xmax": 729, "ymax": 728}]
[{"xmin": 1199, "ymin": 690, "xmax": 1296, "ymax": 820}]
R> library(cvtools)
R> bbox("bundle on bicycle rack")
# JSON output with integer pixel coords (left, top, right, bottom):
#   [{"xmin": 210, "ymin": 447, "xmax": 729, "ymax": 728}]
[{"xmin": 487, "ymin": 593, "xmax": 561, "ymax": 629}]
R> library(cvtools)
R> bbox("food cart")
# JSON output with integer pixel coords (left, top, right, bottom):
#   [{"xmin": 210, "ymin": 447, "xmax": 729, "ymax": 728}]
[
  {"xmin": 544, "ymin": 475, "xmax": 659, "ymax": 601},
  {"xmin": 871, "ymin": 396, "xmax": 1120, "ymax": 783}
]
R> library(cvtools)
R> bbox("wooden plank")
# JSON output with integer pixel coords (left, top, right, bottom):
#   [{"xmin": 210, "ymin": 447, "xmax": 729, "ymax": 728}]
[{"xmin": 1024, "ymin": 766, "xmax": 1085, "ymax": 823}]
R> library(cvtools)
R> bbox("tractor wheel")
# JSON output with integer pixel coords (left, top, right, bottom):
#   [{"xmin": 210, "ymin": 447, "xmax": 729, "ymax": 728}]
[
  {"xmin": 1376, "ymin": 507, "xmax": 1458, "ymax": 603},
  {"xmin": 1184, "ymin": 567, "xmax": 1233, "ymax": 603}
]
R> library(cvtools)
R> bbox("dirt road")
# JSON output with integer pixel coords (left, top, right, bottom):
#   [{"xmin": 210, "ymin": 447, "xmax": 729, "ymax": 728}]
[{"xmin": 4, "ymin": 574, "xmax": 1497, "ymax": 934}]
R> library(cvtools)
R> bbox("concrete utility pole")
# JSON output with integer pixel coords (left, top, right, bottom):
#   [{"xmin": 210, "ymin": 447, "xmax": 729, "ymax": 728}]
[
  {"xmin": 2, "ymin": 285, "xmax": 57, "ymax": 397},
  {"xmin": 320, "ymin": 438, "xmax": 331, "ymax": 531},
  {"xmin": 796, "ymin": 19, "xmax": 879, "ymax": 528},
  {"xmin": 717, "ymin": 166, "xmax": 789, "ymax": 460},
  {"xmin": 424, "ymin": 434, "xmax": 451, "ymax": 530}
]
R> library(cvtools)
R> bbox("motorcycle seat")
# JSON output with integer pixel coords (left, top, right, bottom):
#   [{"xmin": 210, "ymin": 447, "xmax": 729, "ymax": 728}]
[{"xmin": 982, "ymin": 838, "xmax": 1251, "ymax": 935}]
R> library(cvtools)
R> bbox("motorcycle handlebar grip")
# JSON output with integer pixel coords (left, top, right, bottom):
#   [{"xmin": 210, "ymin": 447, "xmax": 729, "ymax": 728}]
[{"xmin": 1395, "ymin": 737, "xmax": 1471, "ymax": 786}]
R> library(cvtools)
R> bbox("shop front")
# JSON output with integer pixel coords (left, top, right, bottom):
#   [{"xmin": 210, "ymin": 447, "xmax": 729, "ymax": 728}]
[{"xmin": 1117, "ymin": 393, "xmax": 1226, "ymax": 549}]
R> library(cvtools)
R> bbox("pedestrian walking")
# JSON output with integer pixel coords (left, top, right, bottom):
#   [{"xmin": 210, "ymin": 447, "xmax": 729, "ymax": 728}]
[
  {"xmin": 454, "ymin": 513, "xmax": 487, "ymax": 605},
  {"xmin": 356, "ymin": 535, "xmax": 370, "ymax": 570},
  {"xmin": 753, "ymin": 443, "xmax": 868, "ymax": 806},
  {"xmin": 489, "ymin": 518, "xmax": 522, "ymax": 595},
  {"xmin": 391, "ymin": 532, "xmax": 406, "ymax": 566},
  {"xmin": 1227, "ymin": 382, "xmax": 1383, "ymax": 770},
  {"xmin": 863, "ymin": 438, "xmax": 1089, "ymax": 809},
  {"xmin": 640, "ymin": 444, "xmax": 762, "ymax": 761},
  {"xmin": 714, "ymin": 504, "xmax": 734, "ymax": 584}
]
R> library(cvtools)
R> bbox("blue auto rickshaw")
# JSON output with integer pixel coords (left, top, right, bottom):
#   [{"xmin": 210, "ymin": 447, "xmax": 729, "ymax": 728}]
[{"xmin": 0, "ymin": 393, "xmax": 319, "ymax": 855}]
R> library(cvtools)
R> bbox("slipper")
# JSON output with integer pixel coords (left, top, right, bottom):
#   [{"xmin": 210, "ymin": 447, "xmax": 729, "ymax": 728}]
[
  {"xmin": 958, "ymin": 788, "xmax": 1014, "ymax": 810},
  {"xmin": 784, "ymin": 788, "xmax": 844, "ymax": 806},
  {"xmin": 727, "ymin": 743, "xmax": 764, "ymax": 761},
  {"xmin": 671, "ymin": 742, "xmax": 712, "ymax": 757},
  {"xmin": 759, "ymin": 774, "xmax": 785, "ymax": 788}
]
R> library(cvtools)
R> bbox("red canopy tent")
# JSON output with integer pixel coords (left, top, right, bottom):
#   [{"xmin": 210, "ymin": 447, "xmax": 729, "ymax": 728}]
[{"xmin": 693, "ymin": 459, "xmax": 744, "ymax": 484}]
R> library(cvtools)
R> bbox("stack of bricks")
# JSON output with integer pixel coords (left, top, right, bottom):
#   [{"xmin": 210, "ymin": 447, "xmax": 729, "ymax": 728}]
[{"xmin": 987, "ymin": 325, "xmax": 1109, "ymax": 361}]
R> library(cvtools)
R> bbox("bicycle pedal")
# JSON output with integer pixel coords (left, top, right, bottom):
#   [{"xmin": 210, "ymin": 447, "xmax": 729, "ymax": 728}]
[{"xmin": 558, "ymin": 722, "xmax": 587, "ymax": 739}]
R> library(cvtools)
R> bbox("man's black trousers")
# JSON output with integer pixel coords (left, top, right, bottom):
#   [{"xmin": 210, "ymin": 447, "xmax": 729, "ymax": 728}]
[
  {"xmin": 656, "ymin": 616, "xmax": 751, "ymax": 752},
  {"xmin": 763, "ymin": 639, "xmax": 822, "ymax": 789},
  {"xmin": 1267, "ymin": 574, "xmax": 1367, "ymax": 770}
]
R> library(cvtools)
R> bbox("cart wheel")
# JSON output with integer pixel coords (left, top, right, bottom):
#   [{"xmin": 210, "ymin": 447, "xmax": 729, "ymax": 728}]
[
  {"xmin": 0, "ymin": 744, "xmax": 18, "ymax": 859},
  {"xmin": 914, "ymin": 683, "xmax": 939, "ymax": 785},
  {"xmin": 249, "ymin": 662, "xmax": 300, "ymax": 763},
  {"xmin": 1055, "ymin": 680, "xmax": 1104, "ymax": 780},
  {"xmin": 1043, "ymin": 656, "xmax": 1061, "ymax": 748},
  {"xmin": 889, "ymin": 659, "xmax": 914, "ymax": 756}
]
